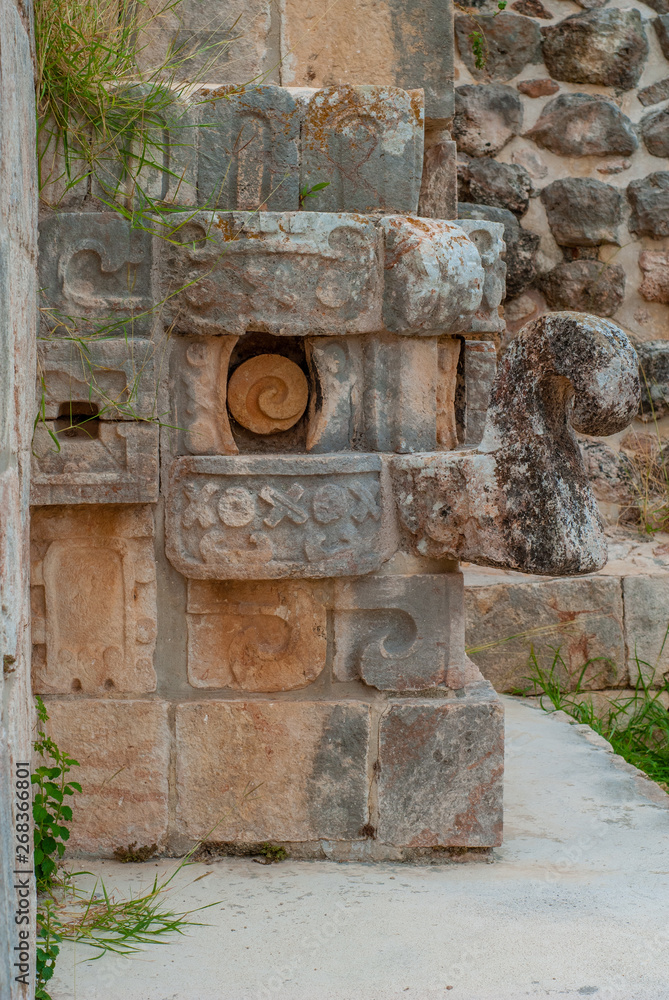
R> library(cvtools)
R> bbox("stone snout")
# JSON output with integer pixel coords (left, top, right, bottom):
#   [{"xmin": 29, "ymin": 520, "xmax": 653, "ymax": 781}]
[{"xmin": 392, "ymin": 312, "xmax": 641, "ymax": 577}]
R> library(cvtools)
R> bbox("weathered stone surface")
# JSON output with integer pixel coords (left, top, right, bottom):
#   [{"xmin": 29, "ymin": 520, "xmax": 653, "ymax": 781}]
[
  {"xmin": 457, "ymin": 203, "xmax": 537, "ymax": 300},
  {"xmin": 455, "ymin": 12, "xmax": 542, "ymax": 81},
  {"xmin": 511, "ymin": 0, "xmax": 553, "ymax": 19},
  {"xmin": 333, "ymin": 574, "xmax": 465, "ymax": 690},
  {"xmin": 301, "ymin": 86, "xmax": 423, "ymax": 215},
  {"xmin": 305, "ymin": 337, "xmax": 363, "ymax": 453},
  {"xmin": 176, "ymin": 701, "xmax": 371, "ymax": 841},
  {"xmin": 38, "ymin": 214, "xmax": 153, "ymax": 335},
  {"xmin": 391, "ymin": 313, "xmax": 640, "ymax": 575},
  {"xmin": 516, "ymin": 77, "xmax": 559, "ymax": 98},
  {"xmin": 639, "ymin": 252, "xmax": 669, "ymax": 305},
  {"xmin": 31, "ymin": 506, "xmax": 157, "ymax": 695},
  {"xmin": 43, "ymin": 699, "xmax": 169, "ymax": 853},
  {"xmin": 381, "ymin": 217, "xmax": 484, "ymax": 335},
  {"xmin": 654, "ymin": 14, "xmax": 669, "ymax": 60},
  {"xmin": 458, "ymin": 155, "xmax": 532, "ymax": 217},
  {"xmin": 465, "ymin": 576, "xmax": 627, "ymax": 693},
  {"xmin": 166, "ymin": 454, "xmax": 393, "ymax": 580},
  {"xmin": 31, "ymin": 421, "xmax": 159, "ymax": 505},
  {"xmin": 541, "ymin": 9, "xmax": 649, "ymax": 91},
  {"xmin": 537, "ymin": 261, "xmax": 625, "ymax": 318},
  {"xmin": 623, "ymin": 576, "xmax": 669, "ymax": 686},
  {"xmin": 196, "ymin": 86, "xmax": 300, "ymax": 212},
  {"xmin": 540, "ymin": 178, "xmax": 623, "ymax": 247},
  {"xmin": 453, "ymin": 219, "xmax": 507, "ymax": 335},
  {"xmin": 453, "ymin": 85, "xmax": 523, "ymax": 158},
  {"xmin": 37, "ymin": 339, "xmax": 157, "ymax": 421},
  {"xmin": 173, "ymin": 337, "xmax": 239, "ymax": 456},
  {"xmin": 280, "ymin": 0, "xmax": 455, "ymax": 121},
  {"xmin": 638, "ymin": 77, "xmax": 669, "ymax": 107},
  {"xmin": 418, "ymin": 138, "xmax": 457, "ymax": 220},
  {"xmin": 186, "ymin": 580, "xmax": 327, "ymax": 691},
  {"xmin": 580, "ymin": 437, "xmax": 633, "ymax": 505},
  {"xmin": 636, "ymin": 341, "xmax": 669, "ymax": 417},
  {"xmin": 640, "ymin": 107, "xmax": 669, "ymax": 159},
  {"xmin": 627, "ymin": 173, "xmax": 669, "ymax": 238},
  {"xmin": 460, "ymin": 340, "xmax": 498, "ymax": 446},
  {"xmin": 526, "ymin": 94, "xmax": 638, "ymax": 158},
  {"xmin": 361, "ymin": 336, "xmax": 439, "ymax": 452},
  {"xmin": 227, "ymin": 354, "xmax": 309, "ymax": 435},
  {"xmin": 437, "ymin": 337, "xmax": 460, "ymax": 450},
  {"xmin": 377, "ymin": 686, "xmax": 504, "ymax": 847}
]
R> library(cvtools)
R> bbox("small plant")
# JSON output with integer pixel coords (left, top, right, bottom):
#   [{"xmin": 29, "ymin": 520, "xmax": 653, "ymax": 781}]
[
  {"xmin": 299, "ymin": 181, "xmax": 330, "ymax": 209},
  {"xmin": 257, "ymin": 842, "xmax": 288, "ymax": 864},
  {"xmin": 113, "ymin": 842, "xmax": 159, "ymax": 863},
  {"xmin": 455, "ymin": 1, "xmax": 507, "ymax": 70}
]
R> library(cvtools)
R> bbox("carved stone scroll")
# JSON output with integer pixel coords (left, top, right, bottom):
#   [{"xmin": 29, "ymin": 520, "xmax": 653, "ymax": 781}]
[
  {"xmin": 391, "ymin": 313, "xmax": 641, "ymax": 576},
  {"xmin": 455, "ymin": 219, "xmax": 506, "ymax": 334},
  {"xmin": 227, "ymin": 354, "xmax": 309, "ymax": 434},
  {"xmin": 177, "ymin": 337, "xmax": 238, "ymax": 455},
  {"xmin": 333, "ymin": 573, "xmax": 465, "ymax": 691},
  {"xmin": 186, "ymin": 580, "xmax": 327, "ymax": 691},
  {"xmin": 166, "ymin": 454, "xmax": 393, "ymax": 579}
]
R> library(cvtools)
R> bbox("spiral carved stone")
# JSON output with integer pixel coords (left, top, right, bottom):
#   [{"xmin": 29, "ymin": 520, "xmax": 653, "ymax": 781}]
[{"xmin": 227, "ymin": 354, "xmax": 309, "ymax": 435}]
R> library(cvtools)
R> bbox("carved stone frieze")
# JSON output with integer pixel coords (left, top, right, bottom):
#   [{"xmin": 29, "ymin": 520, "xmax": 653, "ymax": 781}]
[
  {"xmin": 166, "ymin": 454, "xmax": 394, "ymax": 579},
  {"xmin": 227, "ymin": 354, "xmax": 309, "ymax": 434},
  {"xmin": 455, "ymin": 219, "xmax": 507, "ymax": 334}
]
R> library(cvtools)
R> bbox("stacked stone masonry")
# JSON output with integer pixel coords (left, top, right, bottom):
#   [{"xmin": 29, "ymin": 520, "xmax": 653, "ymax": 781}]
[{"xmin": 33, "ymin": 2, "xmax": 642, "ymax": 862}]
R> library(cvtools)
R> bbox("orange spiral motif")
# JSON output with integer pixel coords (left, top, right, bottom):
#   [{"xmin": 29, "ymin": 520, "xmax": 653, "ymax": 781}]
[{"xmin": 227, "ymin": 354, "xmax": 309, "ymax": 435}]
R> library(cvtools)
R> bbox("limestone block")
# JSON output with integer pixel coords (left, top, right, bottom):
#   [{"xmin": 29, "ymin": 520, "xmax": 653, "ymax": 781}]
[
  {"xmin": 461, "ymin": 341, "xmax": 497, "ymax": 447},
  {"xmin": 196, "ymin": 86, "xmax": 300, "ymax": 212},
  {"xmin": 376, "ymin": 686, "xmax": 504, "ymax": 847},
  {"xmin": 540, "ymin": 178, "xmax": 623, "ymax": 247},
  {"xmin": 381, "ymin": 217, "xmax": 484, "ymax": 335},
  {"xmin": 453, "ymin": 85, "xmax": 523, "ymax": 158},
  {"xmin": 38, "ymin": 214, "xmax": 153, "ymax": 335},
  {"xmin": 418, "ymin": 138, "xmax": 458, "ymax": 221},
  {"xmin": 300, "ymin": 86, "xmax": 423, "ymax": 215},
  {"xmin": 305, "ymin": 337, "xmax": 363, "ymax": 453},
  {"xmin": 541, "ymin": 9, "xmax": 649, "ymax": 91},
  {"xmin": 158, "ymin": 211, "xmax": 383, "ymax": 337},
  {"xmin": 639, "ymin": 252, "xmax": 669, "ymax": 305},
  {"xmin": 655, "ymin": 14, "xmax": 669, "ymax": 59},
  {"xmin": 280, "ymin": 0, "xmax": 454, "ymax": 122},
  {"xmin": 627, "ymin": 173, "xmax": 669, "ymax": 239},
  {"xmin": 172, "ymin": 337, "xmax": 238, "ymax": 456},
  {"xmin": 538, "ymin": 261, "xmax": 625, "ymax": 318},
  {"xmin": 43, "ymin": 699, "xmax": 169, "ymax": 853},
  {"xmin": 437, "ymin": 337, "xmax": 460, "ymax": 451},
  {"xmin": 526, "ymin": 94, "xmax": 638, "ymax": 158},
  {"xmin": 362, "ymin": 335, "xmax": 438, "ymax": 453},
  {"xmin": 333, "ymin": 573, "xmax": 465, "ymax": 690},
  {"xmin": 186, "ymin": 580, "xmax": 327, "ymax": 691},
  {"xmin": 458, "ymin": 155, "xmax": 532, "ymax": 217},
  {"xmin": 638, "ymin": 78, "xmax": 669, "ymax": 108},
  {"xmin": 455, "ymin": 13, "xmax": 542, "ymax": 81},
  {"xmin": 640, "ymin": 107, "xmax": 669, "ymax": 159},
  {"xmin": 624, "ymin": 576, "xmax": 669, "ymax": 687},
  {"xmin": 516, "ymin": 78, "xmax": 559, "ymax": 98},
  {"xmin": 176, "ymin": 701, "xmax": 371, "ymax": 841},
  {"xmin": 391, "ymin": 313, "xmax": 640, "ymax": 576},
  {"xmin": 31, "ymin": 421, "xmax": 159, "ymax": 505},
  {"xmin": 31, "ymin": 505, "xmax": 157, "ymax": 695},
  {"xmin": 454, "ymin": 219, "xmax": 506, "ymax": 334},
  {"xmin": 465, "ymin": 575, "xmax": 626, "ymax": 694},
  {"xmin": 457, "ymin": 203, "xmax": 539, "ymax": 300},
  {"xmin": 166, "ymin": 454, "xmax": 393, "ymax": 580},
  {"xmin": 636, "ymin": 341, "xmax": 669, "ymax": 417},
  {"xmin": 36, "ymin": 338, "xmax": 157, "ymax": 421}
]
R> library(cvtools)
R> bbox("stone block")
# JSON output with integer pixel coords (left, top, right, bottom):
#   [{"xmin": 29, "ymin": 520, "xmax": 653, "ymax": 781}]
[
  {"xmin": 627, "ymin": 173, "xmax": 669, "ymax": 239},
  {"xmin": 186, "ymin": 580, "xmax": 327, "ymax": 691},
  {"xmin": 361, "ymin": 335, "xmax": 438, "ymax": 453},
  {"xmin": 623, "ymin": 576, "xmax": 669, "ymax": 687},
  {"xmin": 457, "ymin": 203, "xmax": 539, "ymax": 300},
  {"xmin": 176, "ymin": 701, "xmax": 371, "ymax": 842},
  {"xmin": 526, "ymin": 94, "xmax": 638, "ymax": 158},
  {"xmin": 305, "ymin": 337, "xmax": 364, "ymax": 453},
  {"xmin": 458, "ymin": 155, "xmax": 531, "ymax": 217},
  {"xmin": 31, "ymin": 421, "xmax": 159, "ymax": 505},
  {"xmin": 381, "ymin": 217, "xmax": 484, "ymax": 335},
  {"xmin": 43, "ymin": 699, "xmax": 169, "ymax": 853},
  {"xmin": 516, "ymin": 78, "xmax": 559, "ymax": 98},
  {"xmin": 461, "ymin": 341, "xmax": 497, "ymax": 446},
  {"xmin": 655, "ymin": 14, "xmax": 669, "ymax": 60},
  {"xmin": 376, "ymin": 687, "xmax": 504, "ymax": 847},
  {"xmin": 166, "ymin": 454, "xmax": 393, "ymax": 580},
  {"xmin": 453, "ymin": 219, "xmax": 506, "ymax": 333},
  {"xmin": 639, "ymin": 252, "xmax": 669, "ymax": 305},
  {"xmin": 638, "ymin": 78, "xmax": 669, "ymax": 108},
  {"xmin": 453, "ymin": 85, "xmax": 523, "ymax": 158},
  {"xmin": 465, "ymin": 575, "xmax": 626, "ymax": 693},
  {"xmin": 171, "ymin": 337, "xmax": 239, "ymax": 456},
  {"xmin": 196, "ymin": 86, "xmax": 300, "ymax": 212},
  {"xmin": 537, "ymin": 261, "xmax": 625, "ymax": 318},
  {"xmin": 640, "ymin": 107, "xmax": 669, "ymax": 159},
  {"xmin": 280, "ymin": 0, "xmax": 454, "ymax": 122},
  {"xmin": 541, "ymin": 9, "xmax": 649, "ymax": 91},
  {"xmin": 36, "ymin": 338, "xmax": 157, "ymax": 421},
  {"xmin": 437, "ymin": 337, "xmax": 460, "ymax": 450},
  {"xmin": 31, "ymin": 505, "xmax": 157, "ymax": 695},
  {"xmin": 418, "ymin": 137, "xmax": 457, "ymax": 221},
  {"xmin": 540, "ymin": 178, "xmax": 623, "ymax": 247},
  {"xmin": 158, "ymin": 211, "xmax": 383, "ymax": 337},
  {"xmin": 38, "ymin": 214, "xmax": 153, "ymax": 336},
  {"xmin": 455, "ymin": 12, "xmax": 542, "ymax": 81},
  {"xmin": 635, "ymin": 341, "xmax": 669, "ymax": 417},
  {"xmin": 300, "ymin": 86, "xmax": 423, "ymax": 215},
  {"xmin": 334, "ymin": 573, "xmax": 465, "ymax": 690}
]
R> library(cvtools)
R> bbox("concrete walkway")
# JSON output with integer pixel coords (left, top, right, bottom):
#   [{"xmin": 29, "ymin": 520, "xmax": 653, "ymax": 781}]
[{"xmin": 50, "ymin": 698, "xmax": 669, "ymax": 1000}]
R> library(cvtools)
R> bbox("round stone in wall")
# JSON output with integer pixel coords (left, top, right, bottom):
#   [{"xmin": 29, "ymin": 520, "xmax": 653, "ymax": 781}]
[{"xmin": 227, "ymin": 354, "xmax": 309, "ymax": 435}]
